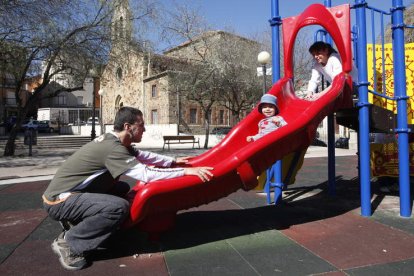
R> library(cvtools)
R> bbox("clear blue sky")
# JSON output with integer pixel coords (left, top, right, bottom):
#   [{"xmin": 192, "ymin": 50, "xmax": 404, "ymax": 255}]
[{"xmin": 160, "ymin": 0, "xmax": 414, "ymax": 38}]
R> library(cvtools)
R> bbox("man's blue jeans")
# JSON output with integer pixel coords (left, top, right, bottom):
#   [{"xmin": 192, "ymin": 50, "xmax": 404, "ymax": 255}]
[{"xmin": 44, "ymin": 193, "xmax": 129, "ymax": 254}]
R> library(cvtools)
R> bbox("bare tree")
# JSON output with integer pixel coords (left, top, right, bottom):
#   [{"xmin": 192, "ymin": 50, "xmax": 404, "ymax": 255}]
[
  {"xmin": 161, "ymin": 2, "xmax": 266, "ymax": 148},
  {"xmin": 161, "ymin": 3, "xmax": 221, "ymax": 148},
  {"xmin": 212, "ymin": 33, "xmax": 262, "ymax": 124},
  {"xmin": 250, "ymin": 28, "xmax": 315, "ymax": 95},
  {"xmin": 406, "ymin": 4, "xmax": 414, "ymax": 43},
  {"xmin": 384, "ymin": 3, "xmax": 414, "ymax": 43},
  {"xmin": 0, "ymin": 0, "xmax": 157, "ymax": 156}
]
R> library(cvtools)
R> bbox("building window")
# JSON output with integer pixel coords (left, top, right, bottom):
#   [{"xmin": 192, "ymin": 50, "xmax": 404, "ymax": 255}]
[
  {"xmin": 119, "ymin": 16, "xmax": 124, "ymax": 38},
  {"xmin": 116, "ymin": 67, "xmax": 122, "ymax": 81},
  {"xmin": 207, "ymin": 110, "xmax": 212, "ymax": 123},
  {"xmin": 219, "ymin": 110, "xmax": 225, "ymax": 125},
  {"xmin": 115, "ymin": 95, "xmax": 123, "ymax": 113},
  {"xmin": 6, "ymin": 91, "xmax": 16, "ymax": 105},
  {"xmin": 151, "ymin": 109, "xmax": 158, "ymax": 124},
  {"xmin": 77, "ymin": 96, "xmax": 83, "ymax": 106},
  {"xmin": 53, "ymin": 94, "xmax": 67, "ymax": 106},
  {"xmin": 189, "ymin": 108, "xmax": 197, "ymax": 124},
  {"xmin": 151, "ymin": 84, "xmax": 157, "ymax": 97}
]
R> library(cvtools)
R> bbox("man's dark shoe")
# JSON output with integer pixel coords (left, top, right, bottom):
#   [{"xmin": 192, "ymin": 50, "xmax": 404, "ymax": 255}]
[{"xmin": 51, "ymin": 232, "xmax": 87, "ymax": 271}]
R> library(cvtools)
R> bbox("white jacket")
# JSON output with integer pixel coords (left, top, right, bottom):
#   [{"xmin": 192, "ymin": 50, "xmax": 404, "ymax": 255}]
[{"xmin": 307, "ymin": 53, "xmax": 358, "ymax": 93}]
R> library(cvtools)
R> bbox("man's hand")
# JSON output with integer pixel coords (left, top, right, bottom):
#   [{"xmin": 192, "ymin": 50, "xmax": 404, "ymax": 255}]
[
  {"xmin": 246, "ymin": 136, "xmax": 254, "ymax": 142},
  {"xmin": 184, "ymin": 167, "xmax": 214, "ymax": 182}
]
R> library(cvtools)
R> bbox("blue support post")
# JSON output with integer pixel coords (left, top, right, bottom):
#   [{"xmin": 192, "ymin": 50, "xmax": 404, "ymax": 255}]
[
  {"xmin": 355, "ymin": 0, "xmax": 372, "ymax": 216},
  {"xmin": 268, "ymin": 0, "xmax": 283, "ymax": 204},
  {"xmin": 270, "ymin": 0, "xmax": 281, "ymax": 81},
  {"xmin": 391, "ymin": 0, "xmax": 411, "ymax": 217}
]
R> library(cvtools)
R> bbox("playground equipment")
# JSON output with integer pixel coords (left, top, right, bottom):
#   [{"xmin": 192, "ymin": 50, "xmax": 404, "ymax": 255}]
[
  {"xmin": 354, "ymin": 0, "xmax": 412, "ymax": 217},
  {"xmin": 267, "ymin": 0, "xmax": 412, "ymax": 218},
  {"xmin": 124, "ymin": 3, "xmax": 354, "ymax": 236},
  {"xmin": 124, "ymin": 0, "xmax": 412, "ymax": 238}
]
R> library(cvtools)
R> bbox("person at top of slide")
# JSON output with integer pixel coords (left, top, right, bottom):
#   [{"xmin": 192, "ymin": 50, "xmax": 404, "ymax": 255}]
[{"xmin": 304, "ymin": 41, "xmax": 357, "ymax": 100}]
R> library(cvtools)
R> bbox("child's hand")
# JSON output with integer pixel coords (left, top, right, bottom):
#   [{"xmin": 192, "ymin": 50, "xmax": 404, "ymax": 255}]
[
  {"xmin": 304, "ymin": 91, "xmax": 314, "ymax": 100},
  {"xmin": 272, "ymin": 117, "xmax": 281, "ymax": 126},
  {"xmin": 246, "ymin": 136, "xmax": 253, "ymax": 142}
]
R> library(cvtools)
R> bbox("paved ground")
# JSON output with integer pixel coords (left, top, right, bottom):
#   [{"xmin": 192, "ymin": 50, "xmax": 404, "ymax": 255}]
[{"xmin": 0, "ymin": 145, "xmax": 413, "ymax": 275}]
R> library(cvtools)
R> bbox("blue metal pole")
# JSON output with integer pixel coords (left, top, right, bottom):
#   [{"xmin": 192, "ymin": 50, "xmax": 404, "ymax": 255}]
[
  {"xmin": 355, "ymin": 0, "xmax": 372, "ymax": 216},
  {"xmin": 324, "ymin": 0, "xmax": 333, "ymax": 44},
  {"xmin": 270, "ymin": 0, "xmax": 283, "ymax": 203},
  {"xmin": 391, "ymin": 0, "xmax": 411, "ymax": 217},
  {"xmin": 270, "ymin": 0, "xmax": 281, "ymax": 80}
]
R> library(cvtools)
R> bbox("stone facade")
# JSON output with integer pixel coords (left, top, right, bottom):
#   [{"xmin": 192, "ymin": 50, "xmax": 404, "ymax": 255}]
[
  {"xmin": 100, "ymin": 49, "xmax": 146, "ymax": 124},
  {"xmin": 99, "ymin": 2, "xmax": 254, "ymax": 133}
]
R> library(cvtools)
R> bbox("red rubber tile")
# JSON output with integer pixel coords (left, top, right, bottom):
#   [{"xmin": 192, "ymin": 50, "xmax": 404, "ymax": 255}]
[
  {"xmin": 182, "ymin": 196, "xmax": 241, "ymax": 213},
  {"xmin": 0, "ymin": 209, "xmax": 46, "ymax": 244},
  {"xmin": 282, "ymin": 211, "xmax": 414, "ymax": 269},
  {"xmin": 317, "ymin": 272, "xmax": 348, "ymax": 276},
  {"xmin": 0, "ymin": 181, "xmax": 48, "ymax": 194},
  {"xmin": 0, "ymin": 239, "xmax": 169, "ymax": 275},
  {"xmin": 87, "ymin": 252, "xmax": 168, "ymax": 276}
]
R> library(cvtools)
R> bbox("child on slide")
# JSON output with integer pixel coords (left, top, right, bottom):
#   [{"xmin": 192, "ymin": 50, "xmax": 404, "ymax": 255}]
[{"xmin": 247, "ymin": 94, "xmax": 287, "ymax": 142}]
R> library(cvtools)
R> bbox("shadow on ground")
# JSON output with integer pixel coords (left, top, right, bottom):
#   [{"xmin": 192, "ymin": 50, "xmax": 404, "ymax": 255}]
[{"xmin": 88, "ymin": 176, "xmax": 377, "ymax": 262}]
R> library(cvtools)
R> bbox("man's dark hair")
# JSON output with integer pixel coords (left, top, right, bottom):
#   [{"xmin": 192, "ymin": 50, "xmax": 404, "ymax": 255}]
[
  {"xmin": 308, "ymin": 41, "xmax": 337, "ymax": 55},
  {"xmin": 113, "ymin": 107, "xmax": 143, "ymax": 131}
]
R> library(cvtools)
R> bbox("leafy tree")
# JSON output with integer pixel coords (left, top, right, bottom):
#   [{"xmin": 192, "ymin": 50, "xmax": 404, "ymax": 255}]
[{"xmin": 0, "ymin": 0, "xmax": 156, "ymax": 156}]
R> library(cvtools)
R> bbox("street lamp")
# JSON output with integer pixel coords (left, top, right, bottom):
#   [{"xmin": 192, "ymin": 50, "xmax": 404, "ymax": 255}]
[
  {"xmin": 90, "ymin": 74, "xmax": 99, "ymax": 140},
  {"xmin": 257, "ymin": 51, "xmax": 271, "ymax": 94},
  {"xmin": 98, "ymin": 89, "xmax": 104, "ymax": 135}
]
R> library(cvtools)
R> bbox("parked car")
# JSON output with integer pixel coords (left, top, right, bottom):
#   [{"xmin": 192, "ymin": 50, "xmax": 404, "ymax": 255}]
[
  {"xmin": 0, "ymin": 116, "xmax": 17, "ymax": 132},
  {"xmin": 68, "ymin": 120, "xmax": 86, "ymax": 126},
  {"xmin": 38, "ymin": 120, "xmax": 59, "ymax": 133},
  {"xmin": 21, "ymin": 119, "xmax": 59, "ymax": 133},
  {"xmin": 335, "ymin": 137, "xmax": 349, "ymax": 149},
  {"xmin": 211, "ymin": 127, "xmax": 232, "ymax": 135},
  {"xmin": 311, "ymin": 138, "xmax": 327, "ymax": 147},
  {"xmin": 22, "ymin": 119, "xmax": 39, "ymax": 130},
  {"xmin": 86, "ymin": 117, "xmax": 100, "ymax": 125}
]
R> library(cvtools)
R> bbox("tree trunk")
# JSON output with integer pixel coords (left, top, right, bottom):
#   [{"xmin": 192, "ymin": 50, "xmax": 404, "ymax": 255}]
[
  {"xmin": 231, "ymin": 110, "xmax": 241, "ymax": 125},
  {"xmin": 3, "ymin": 103, "xmax": 30, "ymax": 157},
  {"xmin": 4, "ymin": 128, "xmax": 18, "ymax": 156},
  {"xmin": 203, "ymin": 116, "xmax": 209, "ymax": 149}
]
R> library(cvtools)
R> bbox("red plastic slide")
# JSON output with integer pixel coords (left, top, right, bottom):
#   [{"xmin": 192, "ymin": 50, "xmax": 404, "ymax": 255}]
[{"xmin": 124, "ymin": 4, "xmax": 354, "ymax": 235}]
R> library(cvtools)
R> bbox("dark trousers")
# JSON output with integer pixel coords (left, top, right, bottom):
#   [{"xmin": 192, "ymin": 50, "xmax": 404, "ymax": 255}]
[{"xmin": 44, "ymin": 192, "xmax": 129, "ymax": 254}]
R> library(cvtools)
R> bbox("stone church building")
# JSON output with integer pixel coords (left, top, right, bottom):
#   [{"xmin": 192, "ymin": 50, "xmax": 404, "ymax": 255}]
[{"xmin": 100, "ymin": 1, "xmax": 260, "ymax": 134}]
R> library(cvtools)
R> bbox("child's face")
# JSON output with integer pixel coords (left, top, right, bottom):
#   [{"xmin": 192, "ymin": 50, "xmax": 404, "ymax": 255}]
[
  {"xmin": 261, "ymin": 104, "xmax": 277, "ymax": 117},
  {"xmin": 311, "ymin": 48, "xmax": 329, "ymax": 65}
]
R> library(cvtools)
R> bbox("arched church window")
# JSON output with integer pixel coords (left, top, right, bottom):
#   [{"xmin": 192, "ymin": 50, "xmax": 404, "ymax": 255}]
[
  {"xmin": 119, "ymin": 16, "xmax": 124, "ymax": 38},
  {"xmin": 115, "ymin": 95, "xmax": 123, "ymax": 113},
  {"xmin": 116, "ymin": 67, "xmax": 122, "ymax": 81}
]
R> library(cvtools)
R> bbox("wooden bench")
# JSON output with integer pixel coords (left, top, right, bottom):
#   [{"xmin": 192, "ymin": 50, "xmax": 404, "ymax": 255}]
[{"xmin": 162, "ymin": 135, "xmax": 200, "ymax": 150}]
